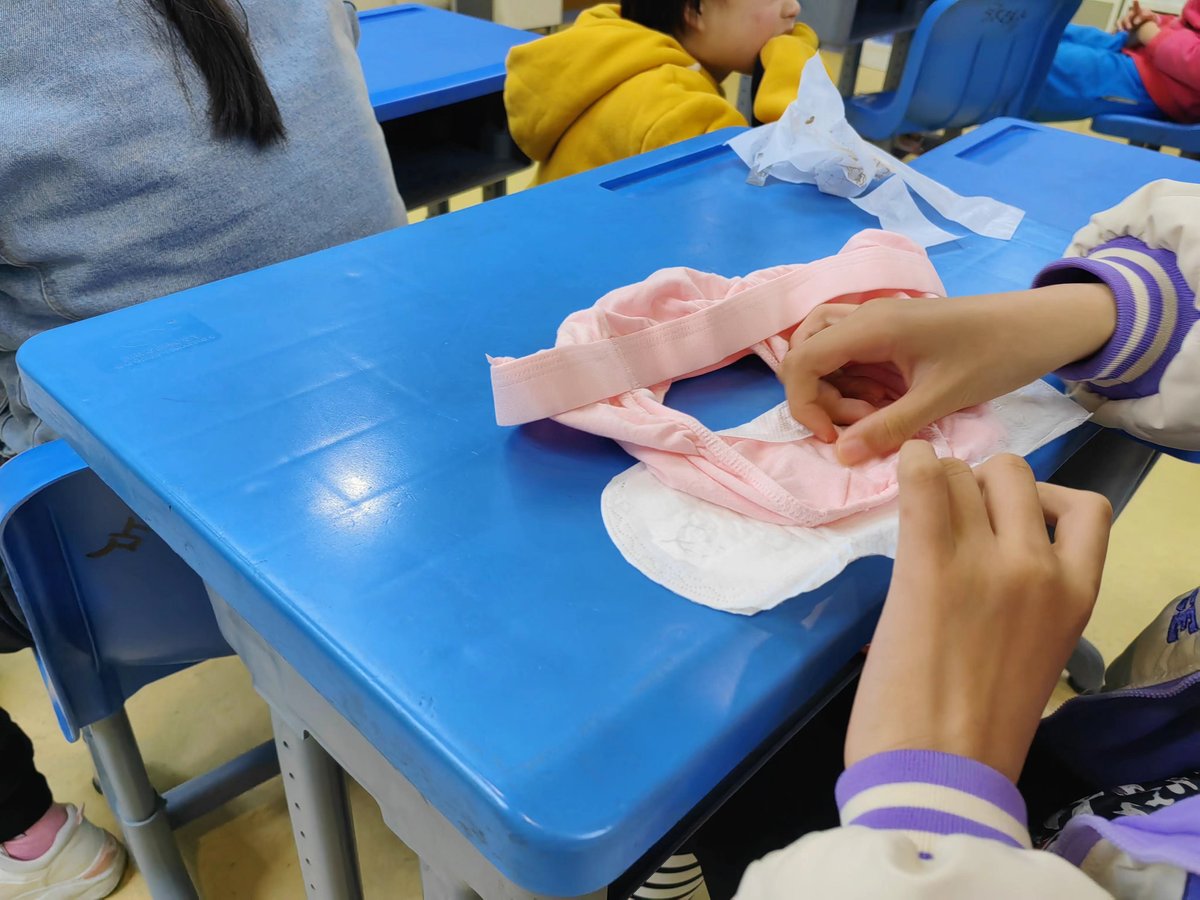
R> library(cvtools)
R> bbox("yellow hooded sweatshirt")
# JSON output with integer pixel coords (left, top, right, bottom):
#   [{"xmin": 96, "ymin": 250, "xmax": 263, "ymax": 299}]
[{"xmin": 504, "ymin": 4, "xmax": 819, "ymax": 184}]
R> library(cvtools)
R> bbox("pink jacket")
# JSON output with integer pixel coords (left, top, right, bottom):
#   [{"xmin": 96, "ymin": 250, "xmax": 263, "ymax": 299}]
[{"xmin": 1126, "ymin": 0, "xmax": 1200, "ymax": 123}]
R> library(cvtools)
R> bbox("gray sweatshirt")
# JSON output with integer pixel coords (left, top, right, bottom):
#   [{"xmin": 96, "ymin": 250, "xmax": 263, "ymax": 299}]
[{"xmin": 0, "ymin": 0, "xmax": 407, "ymax": 454}]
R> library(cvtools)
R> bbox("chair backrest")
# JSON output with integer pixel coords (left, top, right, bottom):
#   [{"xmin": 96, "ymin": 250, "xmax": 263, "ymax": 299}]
[
  {"xmin": 0, "ymin": 441, "xmax": 230, "ymax": 740},
  {"xmin": 852, "ymin": 0, "xmax": 1081, "ymax": 138}
]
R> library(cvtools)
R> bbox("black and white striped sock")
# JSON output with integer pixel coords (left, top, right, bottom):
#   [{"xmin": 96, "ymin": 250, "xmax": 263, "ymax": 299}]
[{"xmin": 632, "ymin": 853, "xmax": 705, "ymax": 900}]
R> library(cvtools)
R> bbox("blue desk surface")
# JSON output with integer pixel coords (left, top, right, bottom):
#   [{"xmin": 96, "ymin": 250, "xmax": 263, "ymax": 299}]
[
  {"xmin": 357, "ymin": 4, "xmax": 535, "ymax": 122},
  {"xmin": 20, "ymin": 121, "xmax": 1200, "ymax": 895}
]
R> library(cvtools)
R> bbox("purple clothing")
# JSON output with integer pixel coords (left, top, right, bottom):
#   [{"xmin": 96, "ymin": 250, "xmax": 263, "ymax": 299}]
[
  {"xmin": 836, "ymin": 750, "xmax": 1031, "ymax": 855},
  {"xmin": 1034, "ymin": 235, "xmax": 1197, "ymax": 400}
]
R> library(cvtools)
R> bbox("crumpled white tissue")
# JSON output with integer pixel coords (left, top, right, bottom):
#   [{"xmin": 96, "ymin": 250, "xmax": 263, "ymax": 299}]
[
  {"xmin": 727, "ymin": 55, "xmax": 1025, "ymax": 247},
  {"xmin": 600, "ymin": 381, "xmax": 1090, "ymax": 615}
]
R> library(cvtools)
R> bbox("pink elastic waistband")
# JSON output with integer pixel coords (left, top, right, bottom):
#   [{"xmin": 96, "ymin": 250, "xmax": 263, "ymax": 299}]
[{"xmin": 490, "ymin": 245, "xmax": 944, "ymax": 426}]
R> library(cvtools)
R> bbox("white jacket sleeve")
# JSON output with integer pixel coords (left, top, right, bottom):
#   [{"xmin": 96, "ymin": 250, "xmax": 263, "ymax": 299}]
[
  {"xmin": 735, "ymin": 826, "xmax": 1110, "ymax": 899},
  {"xmin": 732, "ymin": 750, "xmax": 1112, "ymax": 900},
  {"xmin": 1031, "ymin": 180, "xmax": 1200, "ymax": 450}
]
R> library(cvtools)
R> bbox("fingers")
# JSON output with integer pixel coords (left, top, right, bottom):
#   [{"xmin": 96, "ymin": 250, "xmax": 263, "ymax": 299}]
[
  {"xmin": 783, "ymin": 340, "xmax": 857, "ymax": 442},
  {"xmin": 825, "ymin": 372, "xmax": 893, "ymax": 407},
  {"xmin": 782, "ymin": 307, "xmax": 896, "ymax": 440},
  {"xmin": 791, "ymin": 395, "xmax": 838, "ymax": 442},
  {"xmin": 835, "ymin": 390, "xmax": 943, "ymax": 465},
  {"xmin": 814, "ymin": 380, "xmax": 876, "ymax": 428},
  {"xmin": 896, "ymin": 441, "xmax": 954, "ymax": 553},
  {"xmin": 1118, "ymin": 2, "xmax": 1143, "ymax": 30},
  {"xmin": 789, "ymin": 303, "xmax": 860, "ymax": 347},
  {"xmin": 839, "ymin": 363, "xmax": 908, "ymax": 400},
  {"xmin": 1038, "ymin": 483, "xmax": 1113, "ymax": 594},
  {"xmin": 975, "ymin": 454, "xmax": 1046, "ymax": 546},
  {"xmin": 794, "ymin": 375, "xmax": 888, "ymax": 439},
  {"xmin": 940, "ymin": 456, "xmax": 990, "ymax": 541},
  {"xmin": 828, "ymin": 395, "xmax": 878, "ymax": 425}
]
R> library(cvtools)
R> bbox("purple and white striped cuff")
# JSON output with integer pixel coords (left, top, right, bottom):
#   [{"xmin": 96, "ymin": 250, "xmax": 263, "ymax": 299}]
[
  {"xmin": 1033, "ymin": 235, "xmax": 1197, "ymax": 401},
  {"xmin": 835, "ymin": 750, "xmax": 1032, "ymax": 855}
]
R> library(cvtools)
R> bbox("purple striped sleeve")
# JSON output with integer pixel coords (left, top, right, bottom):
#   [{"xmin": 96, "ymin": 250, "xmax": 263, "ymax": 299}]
[
  {"xmin": 835, "ymin": 750, "xmax": 1031, "ymax": 853},
  {"xmin": 1033, "ymin": 236, "xmax": 1197, "ymax": 400},
  {"xmin": 849, "ymin": 808, "xmax": 1025, "ymax": 847}
]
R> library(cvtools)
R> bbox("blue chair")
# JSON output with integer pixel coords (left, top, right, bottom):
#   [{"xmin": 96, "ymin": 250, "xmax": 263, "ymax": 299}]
[
  {"xmin": 0, "ymin": 440, "xmax": 278, "ymax": 899},
  {"xmin": 846, "ymin": 0, "xmax": 1080, "ymax": 141},
  {"xmin": 1091, "ymin": 113, "xmax": 1200, "ymax": 160}
]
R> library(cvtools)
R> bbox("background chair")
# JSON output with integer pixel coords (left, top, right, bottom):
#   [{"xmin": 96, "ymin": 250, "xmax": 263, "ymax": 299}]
[
  {"xmin": 1091, "ymin": 113, "xmax": 1200, "ymax": 160},
  {"xmin": 0, "ymin": 440, "xmax": 278, "ymax": 899},
  {"xmin": 845, "ymin": 0, "xmax": 1080, "ymax": 142}
]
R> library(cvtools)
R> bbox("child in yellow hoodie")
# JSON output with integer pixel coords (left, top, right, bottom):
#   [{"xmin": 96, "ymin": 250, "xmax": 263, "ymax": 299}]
[{"xmin": 505, "ymin": 0, "xmax": 819, "ymax": 184}]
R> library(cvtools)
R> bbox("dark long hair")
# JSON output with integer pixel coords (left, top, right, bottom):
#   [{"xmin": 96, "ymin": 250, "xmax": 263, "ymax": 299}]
[
  {"xmin": 148, "ymin": 0, "xmax": 285, "ymax": 148},
  {"xmin": 620, "ymin": 0, "xmax": 702, "ymax": 35}
]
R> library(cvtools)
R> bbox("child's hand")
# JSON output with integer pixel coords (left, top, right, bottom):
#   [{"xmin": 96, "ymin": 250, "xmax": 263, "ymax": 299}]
[
  {"xmin": 780, "ymin": 284, "xmax": 1117, "ymax": 465},
  {"xmin": 844, "ymin": 444, "xmax": 1112, "ymax": 782},
  {"xmin": 1120, "ymin": 0, "xmax": 1160, "ymax": 43},
  {"xmin": 1135, "ymin": 17, "xmax": 1162, "ymax": 45}
]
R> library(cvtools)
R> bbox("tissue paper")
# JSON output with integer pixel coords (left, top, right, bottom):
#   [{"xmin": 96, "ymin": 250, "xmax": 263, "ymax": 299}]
[{"xmin": 727, "ymin": 56, "xmax": 1025, "ymax": 247}]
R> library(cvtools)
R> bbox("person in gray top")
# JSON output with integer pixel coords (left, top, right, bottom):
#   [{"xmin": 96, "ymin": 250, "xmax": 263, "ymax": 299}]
[
  {"xmin": 0, "ymin": 2, "xmax": 404, "ymax": 895},
  {"xmin": 0, "ymin": 0, "xmax": 407, "ymax": 457}
]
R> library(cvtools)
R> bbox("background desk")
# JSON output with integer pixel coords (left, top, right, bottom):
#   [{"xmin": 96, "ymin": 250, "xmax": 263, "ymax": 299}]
[
  {"xmin": 357, "ymin": 4, "xmax": 536, "ymax": 213},
  {"xmin": 19, "ymin": 121, "xmax": 1200, "ymax": 899}
]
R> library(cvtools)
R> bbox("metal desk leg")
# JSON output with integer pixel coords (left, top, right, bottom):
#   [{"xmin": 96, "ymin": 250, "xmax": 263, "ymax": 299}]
[
  {"xmin": 836, "ymin": 43, "xmax": 862, "ymax": 97},
  {"xmin": 454, "ymin": 0, "xmax": 495, "ymax": 19},
  {"xmin": 481, "ymin": 180, "xmax": 508, "ymax": 201},
  {"xmin": 421, "ymin": 859, "xmax": 483, "ymax": 900},
  {"xmin": 208, "ymin": 588, "xmax": 607, "ymax": 900},
  {"xmin": 273, "ymin": 713, "xmax": 364, "ymax": 900}
]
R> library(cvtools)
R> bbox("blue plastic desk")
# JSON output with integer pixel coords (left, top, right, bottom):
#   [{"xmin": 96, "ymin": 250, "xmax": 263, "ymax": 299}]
[
  {"xmin": 357, "ymin": 4, "xmax": 535, "ymax": 122},
  {"xmin": 18, "ymin": 120, "xmax": 1200, "ymax": 899},
  {"xmin": 356, "ymin": 4, "xmax": 537, "ymax": 212}
]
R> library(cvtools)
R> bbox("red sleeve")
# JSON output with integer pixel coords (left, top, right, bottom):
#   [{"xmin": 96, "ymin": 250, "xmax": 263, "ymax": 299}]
[{"xmin": 1145, "ymin": 20, "xmax": 1200, "ymax": 90}]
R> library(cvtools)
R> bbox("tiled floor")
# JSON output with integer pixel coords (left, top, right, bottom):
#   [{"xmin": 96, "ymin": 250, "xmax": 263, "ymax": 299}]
[{"xmin": 2, "ymin": 16, "xmax": 1196, "ymax": 900}]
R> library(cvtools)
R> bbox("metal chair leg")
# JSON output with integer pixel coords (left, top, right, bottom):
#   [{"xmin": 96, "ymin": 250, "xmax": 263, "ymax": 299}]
[
  {"xmin": 84, "ymin": 710, "xmax": 198, "ymax": 899},
  {"xmin": 164, "ymin": 739, "xmax": 279, "ymax": 828},
  {"xmin": 1066, "ymin": 638, "xmax": 1105, "ymax": 694}
]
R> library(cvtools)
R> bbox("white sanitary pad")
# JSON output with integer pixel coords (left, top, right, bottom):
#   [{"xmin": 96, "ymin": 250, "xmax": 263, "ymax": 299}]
[{"xmin": 601, "ymin": 381, "xmax": 1090, "ymax": 614}]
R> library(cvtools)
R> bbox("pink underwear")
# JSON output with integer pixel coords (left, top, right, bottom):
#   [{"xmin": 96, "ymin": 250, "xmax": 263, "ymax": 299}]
[{"xmin": 490, "ymin": 231, "xmax": 1004, "ymax": 527}]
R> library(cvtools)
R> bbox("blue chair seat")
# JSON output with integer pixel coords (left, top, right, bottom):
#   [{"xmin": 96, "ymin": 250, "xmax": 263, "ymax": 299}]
[{"xmin": 1091, "ymin": 113, "xmax": 1200, "ymax": 158}]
